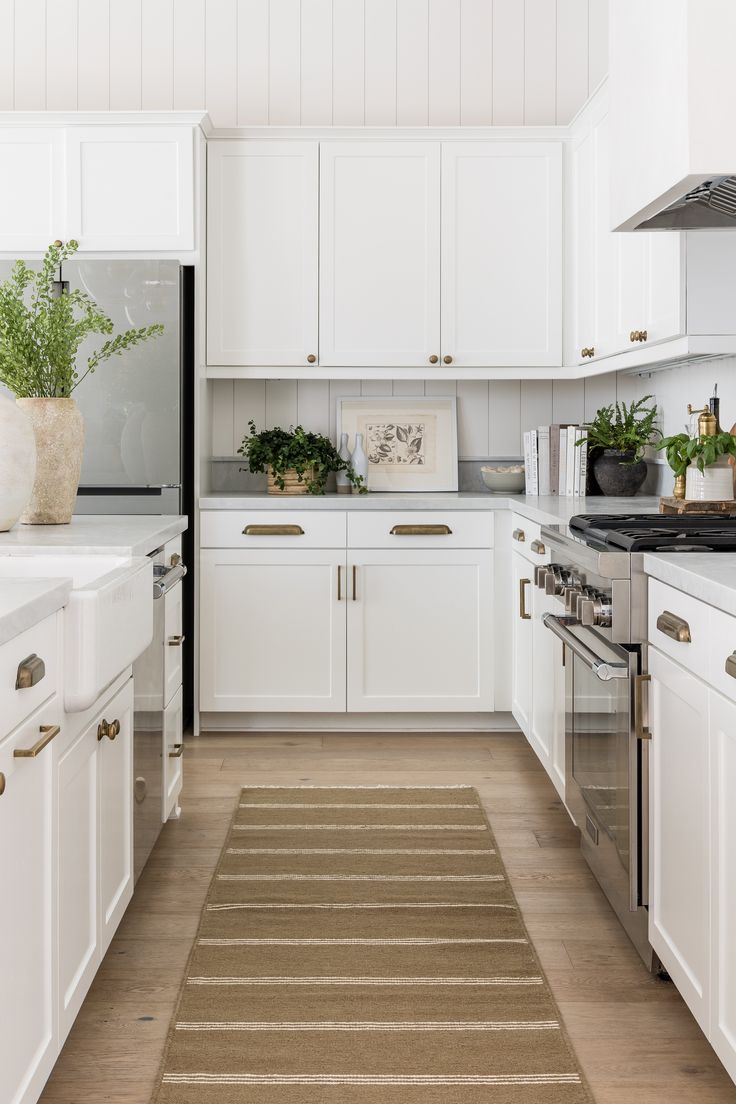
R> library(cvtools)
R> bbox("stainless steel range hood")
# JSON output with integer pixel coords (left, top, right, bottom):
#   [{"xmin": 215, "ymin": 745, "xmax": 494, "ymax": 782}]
[{"xmin": 636, "ymin": 176, "xmax": 736, "ymax": 230}]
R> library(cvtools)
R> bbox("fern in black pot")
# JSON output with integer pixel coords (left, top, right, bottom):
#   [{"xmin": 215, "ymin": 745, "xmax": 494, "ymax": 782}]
[{"xmin": 580, "ymin": 396, "xmax": 660, "ymax": 496}]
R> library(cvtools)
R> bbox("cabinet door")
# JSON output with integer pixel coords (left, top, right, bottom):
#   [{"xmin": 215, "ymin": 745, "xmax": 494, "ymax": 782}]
[
  {"xmin": 200, "ymin": 549, "xmax": 347, "ymax": 712},
  {"xmin": 0, "ymin": 128, "xmax": 65, "ymax": 251},
  {"xmin": 606, "ymin": 231, "xmax": 683, "ymax": 355},
  {"xmin": 441, "ymin": 143, "xmax": 562, "ymax": 366},
  {"xmin": 511, "ymin": 551, "xmax": 533, "ymax": 736},
  {"xmin": 709, "ymin": 689, "xmax": 736, "ymax": 1083},
  {"xmin": 648, "ymin": 647, "xmax": 710, "ymax": 1033},
  {"xmin": 163, "ymin": 580, "xmax": 184, "ymax": 705},
  {"xmin": 98, "ymin": 679, "xmax": 134, "ymax": 957},
  {"xmin": 57, "ymin": 723, "xmax": 99, "ymax": 1044},
  {"xmin": 347, "ymin": 550, "xmax": 493, "ymax": 712},
  {"xmin": 162, "ymin": 685, "xmax": 184, "ymax": 822},
  {"xmin": 66, "ymin": 127, "xmax": 194, "ymax": 251},
  {"xmin": 320, "ymin": 142, "xmax": 440, "ymax": 367},
  {"xmin": 531, "ymin": 584, "xmax": 566, "ymax": 798},
  {"xmin": 0, "ymin": 706, "xmax": 59, "ymax": 1104},
  {"xmin": 568, "ymin": 119, "xmax": 598, "ymax": 365},
  {"xmin": 207, "ymin": 141, "xmax": 318, "ymax": 366}
]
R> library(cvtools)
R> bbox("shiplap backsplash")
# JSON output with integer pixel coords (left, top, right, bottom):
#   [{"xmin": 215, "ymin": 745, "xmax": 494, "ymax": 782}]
[
  {"xmin": 0, "ymin": 0, "xmax": 608, "ymax": 126},
  {"xmin": 211, "ymin": 375, "xmax": 622, "ymax": 458}
]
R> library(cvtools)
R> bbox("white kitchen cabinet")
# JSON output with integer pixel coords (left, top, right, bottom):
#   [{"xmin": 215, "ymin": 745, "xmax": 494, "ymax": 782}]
[
  {"xmin": 709, "ymin": 689, "xmax": 736, "ymax": 1083},
  {"xmin": 346, "ymin": 549, "xmax": 493, "ymax": 712},
  {"xmin": 648, "ymin": 645, "xmax": 710, "ymax": 1033},
  {"xmin": 207, "ymin": 142, "xmax": 319, "ymax": 366},
  {"xmin": 200, "ymin": 548, "xmax": 347, "ymax": 712},
  {"xmin": 0, "ymin": 128, "xmax": 65, "ymax": 251},
  {"xmin": 97, "ymin": 678, "xmax": 134, "ymax": 956},
  {"xmin": 0, "ymin": 703, "xmax": 60, "ymax": 1104},
  {"xmin": 163, "ymin": 685, "xmax": 184, "ymax": 821},
  {"xmin": 441, "ymin": 143, "xmax": 562, "ymax": 367},
  {"xmin": 163, "ymin": 576, "xmax": 184, "ymax": 706},
  {"xmin": 319, "ymin": 142, "xmax": 440, "ymax": 368},
  {"xmin": 531, "ymin": 584, "xmax": 566, "ymax": 799},
  {"xmin": 511, "ymin": 549, "xmax": 534, "ymax": 736}
]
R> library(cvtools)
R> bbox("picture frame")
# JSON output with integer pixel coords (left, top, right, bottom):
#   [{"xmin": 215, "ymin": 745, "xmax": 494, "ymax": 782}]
[{"xmin": 336, "ymin": 395, "xmax": 458, "ymax": 492}]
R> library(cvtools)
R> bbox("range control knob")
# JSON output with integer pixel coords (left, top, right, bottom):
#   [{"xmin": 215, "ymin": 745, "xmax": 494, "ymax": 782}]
[
  {"xmin": 563, "ymin": 585, "xmax": 582, "ymax": 613},
  {"xmin": 535, "ymin": 564, "xmax": 551, "ymax": 589},
  {"xmin": 545, "ymin": 567, "xmax": 571, "ymax": 596},
  {"xmin": 579, "ymin": 598, "xmax": 596, "ymax": 627},
  {"xmin": 575, "ymin": 588, "xmax": 596, "ymax": 622},
  {"xmin": 579, "ymin": 593, "xmax": 614, "ymax": 628}
]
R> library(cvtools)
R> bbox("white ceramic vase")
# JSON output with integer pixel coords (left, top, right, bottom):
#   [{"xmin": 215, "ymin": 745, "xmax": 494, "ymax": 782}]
[
  {"xmin": 336, "ymin": 432, "xmax": 352, "ymax": 494},
  {"xmin": 350, "ymin": 432, "xmax": 369, "ymax": 491},
  {"xmin": 685, "ymin": 457, "xmax": 735, "ymax": 502},
  {"xmin": 0, "ymin": 394, "xmax": 37, "ymax": 531},
  {"xmin": 17, "ymin": 398, "xmax": 85, "ymax": 525}
]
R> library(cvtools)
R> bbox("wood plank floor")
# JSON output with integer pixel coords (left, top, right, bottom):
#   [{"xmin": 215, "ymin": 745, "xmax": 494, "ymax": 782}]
[{"xmin": 39, "ymin": 731, "xmax": 736, "ymax": 1104}]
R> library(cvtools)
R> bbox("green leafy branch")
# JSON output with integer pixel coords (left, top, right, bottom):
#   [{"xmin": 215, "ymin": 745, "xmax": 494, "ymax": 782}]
[
  {"xmin": 239, "ymin": 421, "xmax": 368, "ymax": 495},
  {"xmin": 657, "ymin": 431, "xmax": 736, "ymax": 474},
  {"xmin": 579, "ymin": 395, "xmax": 660, "ymax": 461}
]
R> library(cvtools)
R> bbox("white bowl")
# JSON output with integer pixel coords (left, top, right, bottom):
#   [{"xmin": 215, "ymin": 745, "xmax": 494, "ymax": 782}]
[{"xmin": 481, "ymin": 465, "xmax": 526, "ymax": 494}]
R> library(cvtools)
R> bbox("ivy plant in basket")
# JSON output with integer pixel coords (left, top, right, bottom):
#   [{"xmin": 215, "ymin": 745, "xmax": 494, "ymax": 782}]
[{"xmin": 239, "ymin": 421, "xmax": 367, "ymax": 495}]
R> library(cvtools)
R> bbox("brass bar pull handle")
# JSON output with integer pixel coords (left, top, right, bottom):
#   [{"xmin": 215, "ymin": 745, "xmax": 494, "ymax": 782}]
[
  {"xmin": 14, "ymin": 723, "xmax": 60, "ymax": 758},
  {"xmin": 512, "ymin": 528, "xmax": 525, "ymax": 542},
  {"xmin": 519, "ymin": 578, "xmax": 532, "ymax": 620},
  {"xmin": 635, "ymin": 674, "xmax": 652, "ymax": 740},
  {"xmin": 352, "ymin": 564, "xmax": 357, "ymax": 601},
  {"xmin": 168, "ymin": 634, "xmax": 186, "ymax": 647},
  {"xmin": 243, "ymin": 524, "xmax": 305, "ymax": 536},
  {"xmin": 389, "ymin": 524, "xmax": 453, "ymax": 536},
  {"xmin": 169, "ymin": 743, "xmax": 184, "ymax": 759},
  {"xmin": 656, "ymin": 611, "xmax": 691, "ymax": 643},
  {"xmin": 725, "ymin": 653, "xmax": 736, "ymax": 680},
  {"xmin": 530, "ymin": 539, "xmax": 546, "ymax": 555},
  {"xmin": 15, "ymin": 653, "xmax": 46, "ymax": 689},
  {"xmin": 337, "ymin": 564, "xmax": 342, "ymax": 601}
]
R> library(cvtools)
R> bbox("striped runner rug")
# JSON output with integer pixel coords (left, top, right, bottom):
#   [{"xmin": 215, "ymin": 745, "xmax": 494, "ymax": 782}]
[{"xmin": 152, "ymin": 786, "xmax": 592, "ymax": 1103}]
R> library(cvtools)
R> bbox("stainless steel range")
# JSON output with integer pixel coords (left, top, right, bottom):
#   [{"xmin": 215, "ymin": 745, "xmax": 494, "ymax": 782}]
[{"xmin": 539, "ymin": 514, "xmax": 736, "ymax": 969}]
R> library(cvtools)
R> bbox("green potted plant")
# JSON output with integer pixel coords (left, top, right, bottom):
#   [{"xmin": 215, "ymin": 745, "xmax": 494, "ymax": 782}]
[
  {"xmin": 581, "ymin": 395, "xmax": 660, "ymax": 496},
  {"xmin": 658, "ymin": 430, "xmax": 736, "ymax": 501},
  {"xmin": 239, "ymin": 421, "xmax": 367, "ymax": 495},
  {"xmin": 0, "ymin": 240, "xmax": 163, "ymax": 525}
]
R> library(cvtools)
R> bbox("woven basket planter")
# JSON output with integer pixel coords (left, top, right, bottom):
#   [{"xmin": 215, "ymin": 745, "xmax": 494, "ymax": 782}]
[{"xmin": 266, "ymin": 465, "xmax": 315, "ymax": 495}]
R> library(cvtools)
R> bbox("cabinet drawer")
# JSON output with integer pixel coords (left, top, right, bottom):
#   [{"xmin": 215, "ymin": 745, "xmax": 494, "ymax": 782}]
[
  {"xmin": 201, "ymin": 510, "xmax": 346, "ymax": 548},
  {"xmin": 510, "ymin": 514, "xmax": 550, "ymax": 564},
  {"xmin": 708, "ymin": 606, "xmax": 736, "ymax": 705},
  {"xmin": 162, "ymin": 685, "xmax": 184, "ymax": 821},
  {"xmin": 0, "ymin": 613, "xmax": 59, "ymax": 738},
  {"xmin": 348, "ymin": 511, "xmax": 493, "ymax": 549},
  {"xmin": 648, "ymin": 578, "xmax": 709, "ymax": 680}
]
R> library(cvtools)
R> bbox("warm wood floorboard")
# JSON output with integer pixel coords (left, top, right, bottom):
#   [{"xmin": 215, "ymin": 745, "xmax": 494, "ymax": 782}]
[{"xmin": 38, "ymin": 731, "xmax": 736, "ymax": 1104}]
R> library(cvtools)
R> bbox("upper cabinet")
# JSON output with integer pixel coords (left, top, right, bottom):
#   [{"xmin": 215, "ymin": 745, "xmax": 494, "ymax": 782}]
[
  {"xmin": 207, "ymin": 142, "xmax": 319, "ymax": 367},
  {"xmin": 0, "ymin": 119, "xmax": 198, "ymax": 255},
  {"xmin": 441, "ymin": 143, "xmax": 562, "ymax": 367},
  {"xmin": 319, "ymin": 142, "xmax": 440, "ymax": 368}
]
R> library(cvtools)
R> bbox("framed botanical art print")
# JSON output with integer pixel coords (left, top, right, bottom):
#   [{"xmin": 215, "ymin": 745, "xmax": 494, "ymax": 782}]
[{"xmin": 337, "ymin": 396, "xmax": 458, "ymax": 492}]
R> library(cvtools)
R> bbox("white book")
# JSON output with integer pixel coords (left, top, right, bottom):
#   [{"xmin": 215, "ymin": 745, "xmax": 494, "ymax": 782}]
[
  {"xmin": 528, "ymin": 429, "xmax": 539, "ymax": 494},
  {"xmin": 565, "ymin": 427, "xmax": 577, "ymax": 497},
  {"xmin": 558, "ymin": 428, "xmax": 568, "ymax": 495},
  {"xmin": 537, "ymin": 426, "xmax": 551, "ymax": 496},
  {"xmin": 577, "ymin": 428, "xmax": 589, "ymax": 497},
  {"xmin": 573, "ymin": 427, "xmax": 587, "ymax": 496},
  {"xmin": 523, "ymin": 432, "xmax": 532, "ymax": 493}
]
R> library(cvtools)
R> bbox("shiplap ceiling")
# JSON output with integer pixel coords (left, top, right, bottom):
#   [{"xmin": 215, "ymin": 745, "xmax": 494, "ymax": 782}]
[{"xmin": 0, "ymin": 0, "xmax": 608, "ymax": 126}]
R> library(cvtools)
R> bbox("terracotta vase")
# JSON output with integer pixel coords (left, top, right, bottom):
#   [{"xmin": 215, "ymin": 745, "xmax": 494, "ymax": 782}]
[
  {"xmin": 17, "ymin": 398, "xmax": 85, "ymax": 524},
  {"xmin": 0, "ymin": 394, "xmax": 37, "ymax": 531}
]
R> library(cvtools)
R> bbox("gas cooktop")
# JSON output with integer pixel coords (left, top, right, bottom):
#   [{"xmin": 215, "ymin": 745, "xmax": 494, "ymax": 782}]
[{"xmin": 569, "ymin": 513, "xmax": 736, "ymax": 553}]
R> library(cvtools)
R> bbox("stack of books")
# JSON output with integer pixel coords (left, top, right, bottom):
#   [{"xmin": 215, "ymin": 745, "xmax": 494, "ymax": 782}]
[{"xmin": 523, "ymin": 425, "xmax": 589, "ymax": 496}]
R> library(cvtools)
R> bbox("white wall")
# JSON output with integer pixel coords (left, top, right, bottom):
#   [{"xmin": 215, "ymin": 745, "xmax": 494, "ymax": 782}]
[{"xmin": 0, "ymin": 0, "xmax": 608, "ymax": 126}]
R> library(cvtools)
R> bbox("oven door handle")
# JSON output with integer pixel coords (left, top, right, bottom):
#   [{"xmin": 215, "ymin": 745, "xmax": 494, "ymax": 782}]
[{"xmin": 542, "ymin": 613, "xmax": 629, "ymax": 682}]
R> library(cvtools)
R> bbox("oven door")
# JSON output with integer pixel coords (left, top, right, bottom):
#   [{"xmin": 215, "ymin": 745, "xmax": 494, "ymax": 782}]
[{"xmin": 543, "ymin": 613, "xmax": 645, "ymax": 921}]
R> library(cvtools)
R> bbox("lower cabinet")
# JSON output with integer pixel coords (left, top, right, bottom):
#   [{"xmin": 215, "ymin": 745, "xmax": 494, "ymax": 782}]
[
  {"xmin": 163, "ymin": 686, "xmax": 184, "ymax": 820},
  {"xmin": 0, "ymin": 700, "xmax": 60, "ymax": 1104},
  {"xmin": 531, "ymin": 584, "xmax": 566, "ymax": 799},
  {"xmin": 511, "ymin": 550, "xmax": 533, "ymax": 734},
  {"xmin": 709, "ymin": 690, "xmax": 736, "ymax": 1083}
]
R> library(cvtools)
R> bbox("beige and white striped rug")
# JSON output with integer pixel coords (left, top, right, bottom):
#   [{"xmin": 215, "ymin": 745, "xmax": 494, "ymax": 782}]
[{"xmin": 153, "ymin": 785, "xmax": 592, "ymax": 1103}]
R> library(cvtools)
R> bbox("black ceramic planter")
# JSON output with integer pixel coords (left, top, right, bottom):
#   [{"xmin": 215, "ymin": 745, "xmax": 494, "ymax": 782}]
[{"xmin": 592, "ymin": 450, "xmax": 647, "ymax": 497}]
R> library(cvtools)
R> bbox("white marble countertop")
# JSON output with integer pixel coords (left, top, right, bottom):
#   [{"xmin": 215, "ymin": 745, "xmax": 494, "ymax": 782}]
[
  {"xmin": 0, "ymin": 515, "xmax": 188, "ymax": 558},
  {"xmin": 200, "ymin": 492, "xmax": 661, "ymax": 527},
  {"xmin": 0, "ymin": 578, "xmax": 71, "ymax": 647},
  {"xmin": 643, "ymin": 553, "xmax": 736, "ymax": 618}
]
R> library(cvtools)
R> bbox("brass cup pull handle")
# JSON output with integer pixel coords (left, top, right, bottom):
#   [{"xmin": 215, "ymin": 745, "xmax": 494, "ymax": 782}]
[
  {"xmin": 390, "ymin": 524, "xmax": 452, "ymax": 536},
  {"xmin": 168, "ymin": 634, "xmax": 186, "ymax": 647},
  {"xmin": 97, "ymin": 718, "xmax": 120, "ymax": 742},
  {"xmin": 428, "ymin": 354, "xmax": 439, "ymax": 364},
  {"xmin": 243, "ymin": 524, "xmax": 305, "ymax": 537},
  {"xmin": 725, "ymin": 653, "xmax": 736, "ymax": 680},
  {"xmin": 656, "ymin": 610, "xmax": 691, "ymax": 643},
  {"xmin": 630, "ymin": 329, "xmax": 648, "ymax": 343},
  {"xmin": 519, "ymin": 578, "xmax": 532, "ymax": 620},
  {"xmin": 635, "ymin": 674, "xmax": 652, "ymax": 740},
  {"xmin": 512, "ymin": 528, "xmax": 525, "ymax": 543},
  {"xmin": 15, "ymin": 653, "xmax": 46, "ymax": 690},
  {"xmin": 169, "ymin": 743, "xmax": 184, "ymax": 759},
  {"xmin": 530, "ymin": 539, "xmax": 546, "ymax": 555},
  {"xmin": 14, "ymin": 724, "xmax": 60, "ymax": 758}
]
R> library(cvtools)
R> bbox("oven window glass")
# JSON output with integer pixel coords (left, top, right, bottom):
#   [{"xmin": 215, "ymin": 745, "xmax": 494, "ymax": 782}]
[{"xmin": 571, "ymin": 652, "xmax": 631, "ymax": 872}]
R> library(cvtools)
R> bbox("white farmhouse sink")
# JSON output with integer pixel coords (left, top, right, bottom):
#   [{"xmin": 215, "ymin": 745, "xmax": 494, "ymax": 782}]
[{"xmin": 0, "ymin": 553, "xmax": 153, "ymax": 711}]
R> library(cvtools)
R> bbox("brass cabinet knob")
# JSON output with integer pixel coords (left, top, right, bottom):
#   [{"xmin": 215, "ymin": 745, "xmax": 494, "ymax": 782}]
[
  {"xmin": 581, "ymin": 347, "xmax": 595, "ymax": 358},
  {"xmin": 97, "ymin": 718, "xmax": 120, "ymax": 742},
  {"xmin": 428, "ymin": 354, "xmax": 439, "ymax": 364},
  {"xmin": 307, "ymin": 354, "xmax": 317, "ymax": 363},
  {"xmin": 630, "ymin": 330, "xmax": 648, "ymax": 343},
  {"xmin": 167, "ymin": 634, "xmax": 186, "ymax": 647},
  {"xmin": 443, "ymin": 354, "xmax": 453, "ymax": 364}
]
